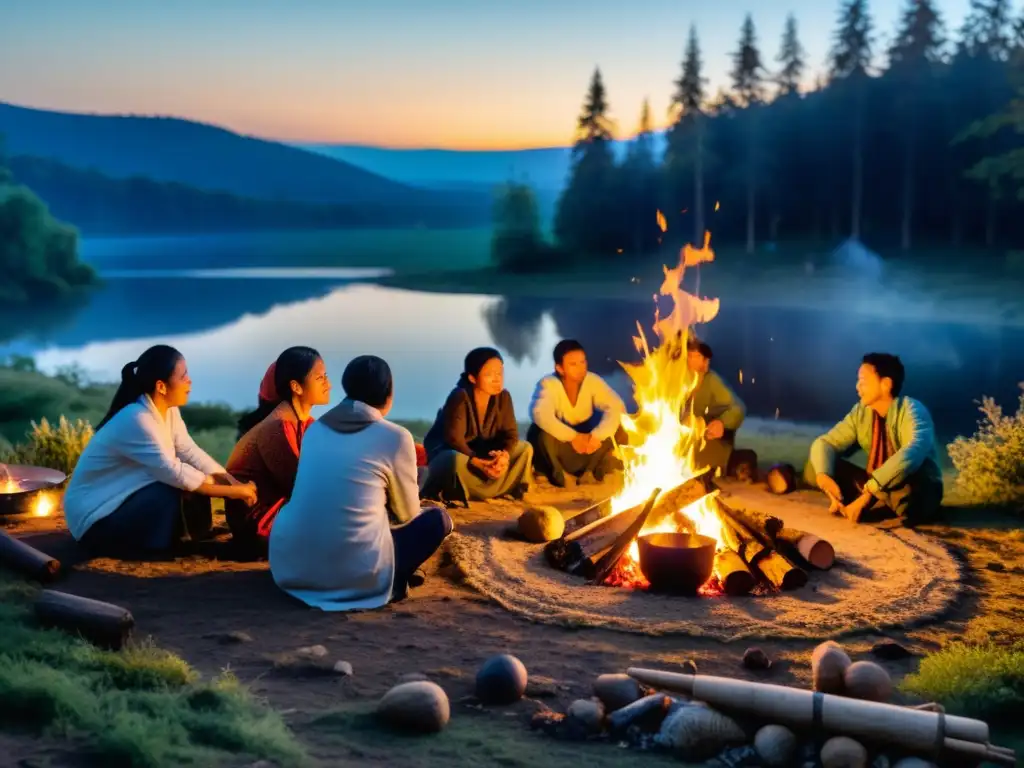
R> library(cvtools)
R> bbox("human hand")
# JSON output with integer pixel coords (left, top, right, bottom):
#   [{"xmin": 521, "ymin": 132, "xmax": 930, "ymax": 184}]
[
  {"xmin": 235, "ymin": 482, "xmax": 258, "ymax": 507},
  {"xmin": 816, "ymin": 473, "xmax": 842, "ymax": 510},
  {"xmin": 571, "ymin": 434, "xmax": 590, "ymax": 454},
  {"xmin": 585, "ymin": 435, "xmax": 602, "ymax": 454},
  {"xmin": 705, "ymin": 420, "xmax": 725, "ymax": 440}
]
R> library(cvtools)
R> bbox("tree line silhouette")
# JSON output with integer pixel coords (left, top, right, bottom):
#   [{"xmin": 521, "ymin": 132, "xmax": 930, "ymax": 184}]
[{"xmin": 494, "ymin": 0, "xmax": 1024, "ymax": 270}]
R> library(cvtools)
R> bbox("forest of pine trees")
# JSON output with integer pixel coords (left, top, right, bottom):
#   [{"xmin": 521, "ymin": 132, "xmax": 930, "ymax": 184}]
[{"xmin": 498, "ymin": 0, "xmax": 1024, "ymax": 269}]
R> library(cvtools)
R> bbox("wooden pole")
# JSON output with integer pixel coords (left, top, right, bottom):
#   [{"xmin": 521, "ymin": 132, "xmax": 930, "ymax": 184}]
[
  {"xmin": 34, "ymin": 590, "xmax": 135, "ymax": 650},
  {"xmin": 0, "ymin": 530, "xmax": 61, "ymax": 583}
]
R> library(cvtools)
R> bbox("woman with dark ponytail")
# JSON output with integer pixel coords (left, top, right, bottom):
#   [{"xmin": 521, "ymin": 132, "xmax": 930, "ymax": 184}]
[
  {"xmin": 224, "ymin": 346, "xmax": 330, "ymax": 553},
  {"xmin": 421, "ymin": 347, "xmax": 533, "ymax": 504},
  {"xmin": 63, "ymin": 345, "xmax": 259, "ymax": 557}
]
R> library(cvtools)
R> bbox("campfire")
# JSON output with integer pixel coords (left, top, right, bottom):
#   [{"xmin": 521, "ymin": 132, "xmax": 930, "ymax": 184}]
[
  {"xmin": 0, "ymin": 463, "xmax": 64, "ymax": 519},
  {"xmin": 545, "ymin": 230, "xmax": 834, "ymax": 595}
]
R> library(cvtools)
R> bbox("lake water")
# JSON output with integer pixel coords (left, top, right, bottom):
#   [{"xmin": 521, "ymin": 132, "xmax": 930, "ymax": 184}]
[{"xmin": 2, "ymin": 232, "xmax": 1022, "ymax": 438}]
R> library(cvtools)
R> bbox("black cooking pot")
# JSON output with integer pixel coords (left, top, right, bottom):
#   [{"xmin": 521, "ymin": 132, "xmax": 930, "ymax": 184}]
[
  {"xmin": 636, "ymin": 532, "xmax": 716, "ymax": 595},
  {"xmin": 0, "ymin": 464, "xmax": 66, "ymax": 518}
]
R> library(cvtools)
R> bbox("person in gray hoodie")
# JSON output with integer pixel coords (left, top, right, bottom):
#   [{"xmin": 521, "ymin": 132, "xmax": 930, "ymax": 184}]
[{"xmin": 269, "ymin": 355, "xmax": 453, "ymax": 610}]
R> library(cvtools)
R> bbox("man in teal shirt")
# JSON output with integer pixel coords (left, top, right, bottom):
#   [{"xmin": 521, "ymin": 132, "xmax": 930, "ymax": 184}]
[
  {"xmin": 805, "ymin": 353, "xmax": 944, "ymax": 526},
  {"xmin": 685, "ymin": 340, "xmax": 747, "ymax": 473}
]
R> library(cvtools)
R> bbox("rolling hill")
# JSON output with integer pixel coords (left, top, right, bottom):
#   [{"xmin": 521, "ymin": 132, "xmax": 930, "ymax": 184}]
[{"xmin": 0, "ymin": 101, "xmax": 481, "ymax": 211}]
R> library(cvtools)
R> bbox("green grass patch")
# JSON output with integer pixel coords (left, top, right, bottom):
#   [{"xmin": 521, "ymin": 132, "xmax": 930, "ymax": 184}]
[
  {"xmin": 0, "ymin": 572, "xmax": 305, "ymax": 766},
  {"xmin": 899, "ymin": 642, "xmax": 1024, "ymax": 725},
  {"xmin": 311, "ymin": 705, "xmax": 677, "ymax": 768}
]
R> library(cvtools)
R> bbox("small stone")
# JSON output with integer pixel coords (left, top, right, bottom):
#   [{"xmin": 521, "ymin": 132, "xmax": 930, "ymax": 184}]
[
  {"xmin": 377, "ymin": 680, "xmax": 450, "ymax": 734},
  {"xmin": 985, "ymin": 561, "xmax": 1006, "ymax": 572},
  {"xmin": 843, "ymin": 661, "xmax": 893, "ymax": 702},
  {"xmin": 812, "ymin": 640, "xmax": 851, "ymax": 694},
  {"xmin": 525, "ymin": 675, "xmax": 558, "ymax": 698},
  {"xmin": 333, "ymin": 660, "xmax": 353, "ymax": 676},
  {"xmin": 593, "ymin": 673, "xmax": 643, "ymax": 712},
  {"xmin": 742, "ymin": 647, "xmax": 772, "ymax": 670},
  {"xmin": 475, "ymin": 654, "xmax": 528, "ymax": 705},
  {"xmin": 518, "ymin": 506, "xmax": 565, "ymax": 543},
  {"xmin": 567, "ymin": 698, "xmax": 605, "ymax": 735},
  {"xmin": 754, "ymin": 724, "xmax": 798, "ymax": 767},
  {"xmin": 821, "ymin": 736, "xmax": 868, "ymax": 768},
  {"xmin": 295, "ymin": 644, "xmax": 328, "ymax": 659},
  {"xmin": 891, "ymin": 759, "xmax": 937, "ymax": 768},
  {"xmin": 872, "ymin": 755, "xmax": 891, "ymax": 768},
  {"xmin": 870, "ymin": 640, "xmax": 915, "ymax": 661}
]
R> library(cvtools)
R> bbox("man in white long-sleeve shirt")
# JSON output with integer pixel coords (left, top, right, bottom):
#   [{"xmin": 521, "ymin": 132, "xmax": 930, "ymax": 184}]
[{"xmin": 527, "ymin": 339, "xmax": 627, "ymax": 488}]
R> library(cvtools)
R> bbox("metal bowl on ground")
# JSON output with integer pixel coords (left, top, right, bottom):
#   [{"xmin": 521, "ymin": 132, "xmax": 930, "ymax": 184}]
[
  {"xmin": 0, "ymin": 464, "xmax": 66, "ymax": 518},
  {"xmin": 636, "ymin": 532, "xmax": 716, "ymax": 595}
]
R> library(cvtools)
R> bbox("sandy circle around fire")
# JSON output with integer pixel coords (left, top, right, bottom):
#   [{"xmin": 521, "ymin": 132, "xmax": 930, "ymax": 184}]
[{"xmin": 448, "ymin": 482, "xmax": 966, "ymax": 641}]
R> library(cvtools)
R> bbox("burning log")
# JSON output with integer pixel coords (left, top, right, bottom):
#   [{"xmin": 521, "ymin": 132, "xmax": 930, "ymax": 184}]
[
  {"xmin": 591, "ymin": 488, "xmax": 663, "ymax": 585},
  {"xmin": 774, "ymin": 527, "xmax": 835, "ymax": 570},
  {"xmin": 716, "ymin": 500, "xmax": 807, "ymax": 591},
  {"xmin": 712, "ymin": 549, "xmax": 756, "ymax": 597},
  {"xmin": 544, "ymin": 500, "xmax": 647, "ymax": 577},
  {"xmin": 643, "ymin": 468, "xmax": 713, "ymax": 530},
  {"xmin": 0, "ymin": 530, "xmax": 62, "ymax": 583},
  {"xmin": 34, "ymin": 589, "xmax": 135, "ymax": 650}
]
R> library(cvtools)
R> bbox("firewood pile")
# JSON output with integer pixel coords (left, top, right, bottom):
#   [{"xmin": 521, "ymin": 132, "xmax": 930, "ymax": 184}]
[
  {"xmin": 526, "ymin": 640, "xmax": 1016, "ymax": 767},
  {"xmin": 544, "ymin": 473, "xmax": 836, "ymax": 596}
]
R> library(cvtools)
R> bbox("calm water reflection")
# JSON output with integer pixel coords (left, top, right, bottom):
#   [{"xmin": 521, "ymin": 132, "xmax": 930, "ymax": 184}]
[{"xmin": 2, "ymin": 270, "xmax": 1021, "ymax": 437}]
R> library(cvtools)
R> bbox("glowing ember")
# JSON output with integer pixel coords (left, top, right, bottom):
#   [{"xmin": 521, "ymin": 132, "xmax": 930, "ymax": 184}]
[
  {"xmin": 33, "ymin": 492, "xmax": 55, "ymax": 518},
  {"xmin": 609, "ymin": 230, "xmax": 723, "ymax": 587},
  {"xmin": 0, "ymin": 478, "xmax": 17, "ymax": 495}
]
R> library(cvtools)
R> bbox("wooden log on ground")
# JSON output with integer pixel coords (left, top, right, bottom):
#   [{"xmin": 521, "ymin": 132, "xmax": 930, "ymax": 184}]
[
  {"xmin": 716, "ymin": 501, "xmax": 807, "ymax": 591},
  {"xmin": 607, "ymin": 693, "xmax": 674, "ymax": 735},
  {"xmin": 644, "ymin": 469, "xmax": 713, "ymax": 531},
  {"xmin": 561, "ymin": 497, "xmax": 614, "ymax": 536},
  {"xmin": 591, "ymin": 488, "xmax": 663, "ymax": 585},
  {"xmin": 34, "ymin": 589, "xmax": 135, "ymax": 650},
  {"xmin": 625, "ymin": 670, "xmax": 1002, "ymax": 759},
  {"xmin": 774, "ymin": 527, "xmax": 835, "ymax": 570},
  {"xmin": 544, "ymin": 500, "xmax": 645, "ymax": 573},
  {"xmin": 712, "ymin": 548, "xmax": 756, "ymax": 596},
  {"xmin": 0, "ymin": 530, "xmax": 61, "ymax": 583},
  {"xmin": 754, "ymin": 550, "xmax": 809, "ymax": 591},
  {"xmin": 716, "ymin": 507, "xmax": 767, "ymax": 564},
  {"xmin": 719, "ymin": 503, "xmax": 784, "ymax": 546}
]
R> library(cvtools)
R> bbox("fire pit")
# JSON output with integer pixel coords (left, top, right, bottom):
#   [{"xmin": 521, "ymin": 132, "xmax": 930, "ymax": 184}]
[
  {"xmin": 543, "ymin": 229, "xmax": 836, "ymax": 597},
  {"xmin": 636, "ymin": 532, "xmax": 715, "ymax": 595},
  {"xmin": 0, "ymin": 463, "xmax": 65, "ymax": 519}
]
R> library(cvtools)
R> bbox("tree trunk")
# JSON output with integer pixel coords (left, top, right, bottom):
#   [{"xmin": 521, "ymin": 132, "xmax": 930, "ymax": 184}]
[
  {"xmin": 900, "ymin": 126, "xmax": 915, "ymax": 252},
  {"xmin": 694, "ymin": 115, "xmax": 705, "ymax": 246}
]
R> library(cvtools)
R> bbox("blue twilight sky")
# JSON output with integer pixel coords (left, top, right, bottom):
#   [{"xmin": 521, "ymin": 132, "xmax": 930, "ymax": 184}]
[{"xmin": 0, "ymin": 0, "xmax": 978, "ymax": 149}]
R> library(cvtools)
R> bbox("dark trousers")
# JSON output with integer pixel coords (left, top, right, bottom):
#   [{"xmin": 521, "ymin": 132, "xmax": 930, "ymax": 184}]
[
  {"xmin": 80, "ymin": 482, "xmax": 214, "ymax": 558},
  {"xmin": 390, "ymin": 505, "xmax": 453, "ymax": 599},
  {"xmin": 803, "ymin": 458, "xmax": 943, "ymax": 524},
  {"xmin": 527, "ymin": 422, "xmax": 624, "ymax": 485}
]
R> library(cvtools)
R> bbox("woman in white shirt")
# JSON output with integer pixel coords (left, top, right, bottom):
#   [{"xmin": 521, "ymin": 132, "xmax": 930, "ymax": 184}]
[
  {"xmin": 269, "ymin": 355, "xmax": 453, "ymax": 611},
  {"xmin": 63, "ymin": 344, "xmax": 258, "ymax": 557}
]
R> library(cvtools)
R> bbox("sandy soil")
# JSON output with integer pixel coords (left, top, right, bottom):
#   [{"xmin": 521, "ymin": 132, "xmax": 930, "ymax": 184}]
[{"xmin": 3, "ymin": 478, "xmax": 1023, "ymax": 767}]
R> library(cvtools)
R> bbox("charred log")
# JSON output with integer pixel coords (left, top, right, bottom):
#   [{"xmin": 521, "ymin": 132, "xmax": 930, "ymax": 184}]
[
  {"xmin": 591, "ymin": 488, "xmax": 663, "ymax": 585},
  {"xmin": 0, "ymin": 530, "xmax": 61, "ymax": 584}
]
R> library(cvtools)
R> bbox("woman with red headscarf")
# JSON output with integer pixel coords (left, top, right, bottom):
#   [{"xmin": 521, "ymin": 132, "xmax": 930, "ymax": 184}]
[{"xmin": 225, "ymin": 347, "xmax": 331, "ymax": 553}]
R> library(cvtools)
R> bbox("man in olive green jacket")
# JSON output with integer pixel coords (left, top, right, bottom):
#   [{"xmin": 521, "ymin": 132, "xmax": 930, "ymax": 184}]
[
  {"xmin": 685, "ymin": 340, "xmax": 747, "ymax": 472},
  {"xmin": 805, "ymin": 352, "xmax": 943, "ymax": 526}
]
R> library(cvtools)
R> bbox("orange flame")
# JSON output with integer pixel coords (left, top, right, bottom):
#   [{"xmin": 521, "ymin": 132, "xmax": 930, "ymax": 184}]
[
  {"xmin": 656, "ymin": 209, "xmax": 667, "ymax": 233},
  {"xmin": 610, "ymin": 231, "xmax": 723, "ymax": 582}
]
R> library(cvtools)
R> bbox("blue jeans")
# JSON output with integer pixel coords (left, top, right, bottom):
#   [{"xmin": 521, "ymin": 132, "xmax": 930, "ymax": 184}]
[
  {"xmin": 390, "ymin": 505, "xmax": 453, "ymax": 599},
  {"xmin": 81, "ymin": 482, "xmax": 213, "ymax": 557}
]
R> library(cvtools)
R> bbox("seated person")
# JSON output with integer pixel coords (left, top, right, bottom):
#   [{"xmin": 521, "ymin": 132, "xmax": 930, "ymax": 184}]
[
  {"xmin": 421, "ymin": 347, "xmax": 533, "ymax": 504},
  {"xmin": 225, "ymin": 347, "xmax": 331, "ymax": 553},
  {"xmin": 805, "ymin": 352, "xmax": 944, "ymax": 526},
  {"xmin": 269, "ymin": 355, "xmax": 453, "ymax": 610},
  {"xmin": 527, "ymin": 339, "xmax": 626, "ymax": 487},
  {"xmin": 63, "ymin": 345, "xmax": 257, "ymax": 557},
  {"xmin": 685, "ymin": 339, "xmax": 747, "ymax": 473}
]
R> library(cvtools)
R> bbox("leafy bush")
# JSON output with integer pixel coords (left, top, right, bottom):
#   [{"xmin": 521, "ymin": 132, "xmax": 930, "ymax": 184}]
[
  {"xmin": 0, "ymin": 416, "xmax": 93, "ymax": 475},
  {"xmin": 179, "ymin": 402, "xmax": 239, "ymax": 432},
  {"xmin": 947, "ymin": 384, "xmax": 1024, "ymax": 511},
  {"xmin": 899, "ymin": 642, "xmax": 1024, "ymax": 724}
]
